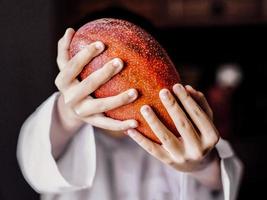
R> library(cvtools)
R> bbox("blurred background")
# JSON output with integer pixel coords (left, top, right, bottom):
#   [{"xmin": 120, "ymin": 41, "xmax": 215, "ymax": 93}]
[{"xmin": 0, "ymin": 0, "xmax": 267, "ymax": 199}]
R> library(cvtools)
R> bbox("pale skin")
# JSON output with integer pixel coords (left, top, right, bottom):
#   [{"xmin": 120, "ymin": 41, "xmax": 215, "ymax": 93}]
[{"xmin": 52, "ymin": 28, "xmax": 222, "ymax": 191}]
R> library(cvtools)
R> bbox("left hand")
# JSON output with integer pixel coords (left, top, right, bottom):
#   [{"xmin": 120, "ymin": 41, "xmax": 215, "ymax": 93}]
[{"xmin": 127, "ymin": 84, "xmax": 220, "ymax": 172}]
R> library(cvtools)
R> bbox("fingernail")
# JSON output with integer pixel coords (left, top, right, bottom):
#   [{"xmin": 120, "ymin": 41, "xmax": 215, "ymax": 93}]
[
  {"xmin": 130, "ymin": 120, "xmax": 138, "ymax": 128},
  {"xmin": 186, "ymin": 85, "xmax": 194, "ymax": 91},
  {"xmin": 141, "ymin": 105, "xmax": 150, "ymax": 116},
  {"xmin": 160, "ymin": 89, "xmax": 169, "ymax": 100},
  {"xmin": 174, "ymin": 84, "xmax": 183, "ymax": 93},
  {"xmin": 174, "ymin": 84, "xmax": 189, "ymax": 99},
  {"xmin": 128, "ymin": 89, "xmax": 137, "ymax": 98},
  {"xmin": 112, "ymin": 58, "xmax": 123, "ymax": 68},
  {"xmin": 127, "ymin": 129, "xmax": 136, "ymax": 137},
  {"xmin": 95, "ymin": 41, "xmax": 104, "ymax": 50},
  {"xmin": 64, "ymin": 28, "xmax": 70, "ymax": 35},
  {"xmin": 65, "ymin": 28, "xmax": 74, "ymax": 35},
  {"xmin": 186, "ymin": 84, "xmax": 192, "ymax": 89}
]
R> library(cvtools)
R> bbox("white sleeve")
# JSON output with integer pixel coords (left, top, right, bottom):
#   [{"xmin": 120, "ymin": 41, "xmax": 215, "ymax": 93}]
[
  {"xmin": 181, "ymin": 138, "xmax": 243, "ymax": 200},
  {"xmin": 216, "ymin": 138, "xmax": 243, "ymax": 200},
  {"xmin": 17, "ymin": 92, "xmax": 96, "ymax": 194}
]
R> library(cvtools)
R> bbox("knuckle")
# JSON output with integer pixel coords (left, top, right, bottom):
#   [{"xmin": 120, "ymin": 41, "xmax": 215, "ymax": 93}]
[
  {"xmin": 74, "ymin": 102, "xmax": 89, "ymax": 117},
  {"xmin": 189, "ymin": 149, "xmax": 204, "ymax": 161},
  {"xmin": 161, "ymin": 133, "xmax": 171, "ymax": 143},
  {"xmin": 101, "ymin": 66, "xmax": 113, "ymax": 80},
  {"xmin": 163, "ymin": 136, "xmax": 176, "ymax": 148},
  {"xmin": 54, "ymin": 77, "xmax": 60, "ymax": 88},
  {"xmin": 62, "ymin": 93, "xmax": 73, "ymax": 106},
  {"xmin": 137, "ymin": 136, "xmax": 146, "ymax": 145},
  {"xmin": 83, "ymin": 77, "xmax": 97, "ymax": 90},
  {"xmin": 165, "ymin": 159, "xmax": 176, "ymax": 166},
  {"xmin": 206, "ymin": 134, "xmax": 219, "ymax": 147},
  {"xmin": 135, "ymin": 135, "xmax": 149, "ymax": 146},
  {"xmin": 146, "ymin": 144, "xmax": 154, "ymax": 154},
  {"xmin": 68, "ymin": 57, "xmax": 78, "ymax": 67},
  {"xmin": 84, "ymin": 99, "xmax": 108, "ymax": 115},
  {"xmin": 198, "ymin": 91, "xmax": 204, "ymax": 98},
  {"xmin": 98, "ymin": 102, "xmax": 108, "ymax": 112},
  {"xmin": 72, "ymin": 99, "xmax": 93, "ymax": 116},
  {"xmin": 54, "ymin": 75, "xmax": 63, "ymax": 90},
  {"xmin": 176, "ymin": 156, "xmax": 186, "ymax": 164},
  {"xmin": 56, "ymin": 57, "xmax": 61, "ymax": 66},
  {"xmin": 63, "ymin": 90, "xmax": 76, "ymax": 106},
  {"xmin": 57, "ymin": 38, "xmax": 63, "ymax": 48},
  {"xmin": 193, "ymin": 107, "xmax": 201, "ymax": 117},
  {"xmin": 168, "ymin": 97, "xmax": 177, "ymax": 108},
  {"xmin": 179, "ymin": 118, "xmax": 189, "ymax": 129},
  {"xmin": 148, "ymin": 115, "xmax": 157, "ymax": 124},
  {"xmin": 181, "ymin": 91, "xmax": 190, "ymax": 101},
  {"xmin": 89, "ymin": 82, "xmax": 98, "ymax": 91},
  {"xmin": 119, "ymin": 123, "xmax": 129, "ymax": 131},
  {"xmin": 73, "ymin": 107, "xmax": 83, "ymax": 117}
]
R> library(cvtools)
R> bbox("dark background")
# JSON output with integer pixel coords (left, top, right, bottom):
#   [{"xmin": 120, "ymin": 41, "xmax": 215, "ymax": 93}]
[{"xmin": 0, "ymin": 0, "xmax": 267, "ymax": 199}]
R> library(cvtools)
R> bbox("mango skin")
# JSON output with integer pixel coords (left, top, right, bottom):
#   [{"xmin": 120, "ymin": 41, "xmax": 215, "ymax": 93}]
[{"xmin": 69, "ymin": 18, "xmax": 181, "ymax": 143}]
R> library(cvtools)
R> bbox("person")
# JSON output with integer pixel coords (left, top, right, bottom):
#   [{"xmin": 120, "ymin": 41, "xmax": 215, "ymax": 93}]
[{"xmin": 17, "ymin": 28, "xmax": 243, "ymax": 200}]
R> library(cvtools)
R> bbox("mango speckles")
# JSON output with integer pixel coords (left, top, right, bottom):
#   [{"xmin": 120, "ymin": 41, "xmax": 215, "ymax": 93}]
[{"xmin": 69, "ymin": 18, "xmax": 181, "ymax": 143}]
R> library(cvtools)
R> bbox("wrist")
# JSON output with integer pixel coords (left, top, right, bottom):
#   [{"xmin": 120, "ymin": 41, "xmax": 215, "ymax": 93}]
[
  {"xmin": 56, "ymin": 94, "xmax": 84, "ymax": 136},
  {"xmin": 187, "ymin": 149, "xmax": 222, "ymax": 190},
  {"xmin": 184, "ymin": 149, "xmax": 219, "ymax": 174},
  {"xmin": 199, "ymin": 148, "xmax": 219, "ymax": 170}
]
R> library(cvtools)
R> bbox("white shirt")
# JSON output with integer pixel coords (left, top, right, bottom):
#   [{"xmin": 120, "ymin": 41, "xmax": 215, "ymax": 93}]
[{"xmin": 17, "ymin": 93, "xmax": 243, "ymax": 200}]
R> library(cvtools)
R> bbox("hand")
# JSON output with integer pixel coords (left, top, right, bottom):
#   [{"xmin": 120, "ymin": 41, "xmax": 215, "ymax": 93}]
[
  {"xmin": 54, "ymin": 28, "xmax": 139, "ymax": 135},
  {"xmin": 127, "ymin": 84, "xmax": 220, "ymax": 172}
]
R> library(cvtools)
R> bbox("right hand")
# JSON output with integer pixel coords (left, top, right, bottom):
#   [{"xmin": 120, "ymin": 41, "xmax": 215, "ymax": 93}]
[{"xmin": 54, "ymin": 28, "xmax": 139, "ymax": 136}]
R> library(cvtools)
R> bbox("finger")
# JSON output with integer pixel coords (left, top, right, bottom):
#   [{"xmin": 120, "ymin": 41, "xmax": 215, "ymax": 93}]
[
  {"xmin": 74, "ymin": 89, "xmax": 138, "ymax": 116},
  {"xmin": 173, "ymin": 84, "xmax": 219, "ymax": 147},
  {"xmin": 159, "ymin": 89, "xmax": 201, "ymax": 149},
  {"xmin": 57, "ymin": 28, "xmax": 75, "ymax": 70},
  {"xmin": 127, "ymin": 129, "xmax": 172, "ymax": 164},
  {"xmin": 185, "ymin": 85, "xmax": 213, "ymax": 120},
  {"xmin": 140, "ymin": 105, "xmax": 183, "ymax": 157},
  {"xmin": 55, "ymin": 41, "xmax": 105, "ymax": 91},
  {"xmin": 83, "ymin": 114, "xmax": 138, "ymax": 131},
  {"xmin": 63, "ymin": 58, "xmax": 124, "ymax": 104}
]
